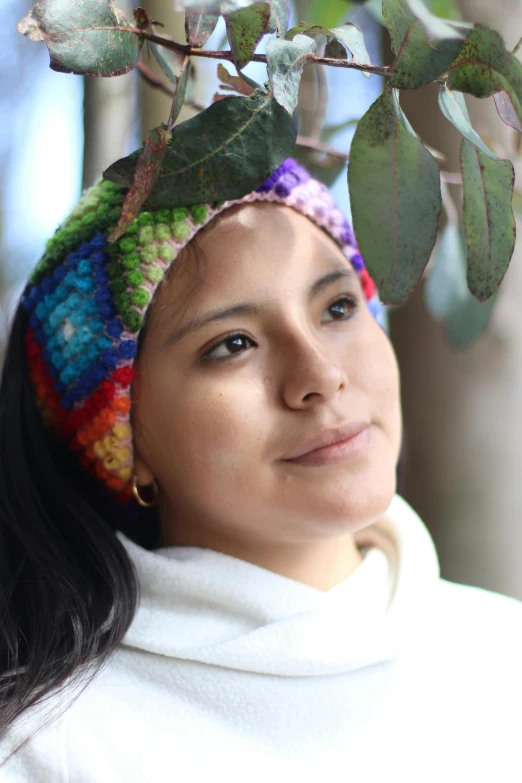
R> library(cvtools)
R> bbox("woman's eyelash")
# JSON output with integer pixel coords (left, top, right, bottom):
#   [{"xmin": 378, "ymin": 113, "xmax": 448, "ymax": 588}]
[{"xmin": 200, "ymin": 295, "xmax": 359, "ymax": 362}]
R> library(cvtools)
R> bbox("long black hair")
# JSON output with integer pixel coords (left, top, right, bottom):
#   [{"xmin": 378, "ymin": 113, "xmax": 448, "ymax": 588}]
[{"xmin": 0, "ymin": 292, "xmax": 161, "ymax": 767}]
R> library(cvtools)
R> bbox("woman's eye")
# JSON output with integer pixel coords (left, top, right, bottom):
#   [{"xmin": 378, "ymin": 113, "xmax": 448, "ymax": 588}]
[
  {"xmin": 202, "ymin": 333, "xmax": 255, "ymax": 361},
  {"xmin": 321, "ymin": 296, "xmax": 358, "ymax": 323}
]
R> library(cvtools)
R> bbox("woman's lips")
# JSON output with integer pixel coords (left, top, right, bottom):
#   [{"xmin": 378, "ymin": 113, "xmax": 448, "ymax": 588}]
[{"xmin": 282, "ymin": 425, "xmax": 371, "ymax": 466}]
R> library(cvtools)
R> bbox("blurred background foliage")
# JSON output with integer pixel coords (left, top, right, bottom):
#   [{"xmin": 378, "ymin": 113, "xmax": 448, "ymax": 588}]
[{"xmin": 3, "ymin": 0, "xmax": 522, "ymax": 600}]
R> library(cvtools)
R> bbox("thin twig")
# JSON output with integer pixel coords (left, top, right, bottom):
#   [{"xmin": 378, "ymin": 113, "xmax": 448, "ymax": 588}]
[
  {"xmin": 513, "ymin": 35, "xmax": 522, "ymax": 56},
  {"xmin": 296, "ymin": 135, "xmax": 348, "ymax": 160},
  {"xmin": 118, "ymin": 27, "xmax": 391, "ymax": 76},
  {"xmin": 136, "ymin": 59, "xmax": 177, "ymax": 97},
  {"xmin": 440, "ymin": 171, "xmax": 462, "ymax": 185},
  {"xmin": 310, "ymin": 64, "xmax": 328, "ymax": 142}
]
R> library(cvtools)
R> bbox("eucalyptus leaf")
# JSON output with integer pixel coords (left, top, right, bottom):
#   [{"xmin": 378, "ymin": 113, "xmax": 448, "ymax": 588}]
[
  {"xmin": 460, "ymin": 137, "xmax": 515, "ymax": 302},
  {"xmin": 17, "ymin": 0, "xmax": 142, "ymax": 76},
  {"xmin": 148, "ymin": 30, "xmax": 186, "ymax": 84},
  {"xmin": 444, "ymin": 289, "xmax": 498, "ymax": 348},
  {"xmin": 424, "ymin": 221, "xmax": 468, "ymax": 319},
  {"xmin": 405, "ymin": 0, "xmax": 464, "ymax": 41},
  {"xmin": 493, "ymin": 90, "xmax": 522, "ymax": 133},
  {"xmin": 438, "ymin": 85, "xmax": 496, "ymax": 158},
  {"xmin": 225, "ymin": 2, "xmax": 271, "ymax": 69},
  {"xmin": 217, "ymin": 63, "xmax": 257, "ymax": 95},
  {"xmin": 104, "ymin": 88, "xmax": 297, "ymax": 209},
  {"xmin": 167, "ymin": 60, "xmax": 191, "ymax": 129},
  {"xmin": 364, "ymin": 0, "xmax": 385, "ymax": 25},
  {"xmin": 382, "ymin": 0, "xmax": 465, "ymax": 89},
  {"xmin": 306, "ymin": 0, "xmax": 352, "ymax": 27},
  {"xmin": 287, "ymin": 22, "xmax": 371, "ymax": 77},
  {"xmin": 108, "ymin": 126, "xmax": 171, "ymax": 242},
  {"xmin": 447, "ymin": 25, "xmax": 522, "ymax": 133},
  {"xmin": 321, "ymin": 117, "xmax": 358, "ymax": 142},
  {"xmin": 348, "ymin": 86, "xmax": 441, "ymax": 304},
  {"xmin": 267, "ymin": 0, "xmax": 289, "ymax": 35},
  {"xmin": 266, "ymin": 35, "xmax": 317, "ymax": 115},
  {"xmin": 512, "ymin": 190, "xmax": 522, "ymax": 219},
  {"xmin": 185, "ymin": 13, "xmax": 220, "ymax": 46}
]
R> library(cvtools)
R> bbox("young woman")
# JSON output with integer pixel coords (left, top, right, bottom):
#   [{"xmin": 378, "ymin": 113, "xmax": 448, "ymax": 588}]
[{"xmin": 0, "ymin": 158, "xmax": 520, "ymax": 781}]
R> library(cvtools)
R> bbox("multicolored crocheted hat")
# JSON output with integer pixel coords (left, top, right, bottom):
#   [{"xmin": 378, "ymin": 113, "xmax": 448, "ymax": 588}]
[{"xmin": 22, "ymin": 158, "xmax": 383, "ymax": 505}]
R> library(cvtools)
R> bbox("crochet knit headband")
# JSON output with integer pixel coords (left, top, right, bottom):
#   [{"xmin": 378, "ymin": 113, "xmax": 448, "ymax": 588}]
[{"xmin": 22, "ymin": 158, "xmax": 383, "ymax": 505}]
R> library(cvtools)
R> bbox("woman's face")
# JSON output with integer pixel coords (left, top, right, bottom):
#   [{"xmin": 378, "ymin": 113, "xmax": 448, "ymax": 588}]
[{"xmin": 132, "ymin": 202, "xmax": 402, "ymax": 571}]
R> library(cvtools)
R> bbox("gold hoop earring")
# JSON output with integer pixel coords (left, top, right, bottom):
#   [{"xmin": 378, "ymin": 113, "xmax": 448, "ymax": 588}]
[{"xmin": 132, "ymin": 475, "xmax": 158, "ymax": 507}]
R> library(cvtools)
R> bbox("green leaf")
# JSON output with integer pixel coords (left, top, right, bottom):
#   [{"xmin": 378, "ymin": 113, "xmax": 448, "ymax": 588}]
[
  {"xmin": 225, "ymin": 2, "xmax": 271, "ymax": 69},
  {"xmin": 382, "ymin": 0, "xmax": 465, "ymax": 89},
  {"xmin": 460, "ymin": 137, "xmax": 515, "ymax": 302},
  {"xmin": 347, "ymin": 86, "xmax": 441, "ymax": 304},
  {"xmin": 438, "ymin": 85, "xmax": 496, "ymax": 158},
  {"xmin": 108, "ymin": 126, "xmax": 171, "ymax": 242},
  {"xmin": 17, "ymin": 0, "xmax": 142, "ymax": 76},
  {"xmin": 321, "ymin": 117, "xmax": 358, "ymax": 142},
  {"xmin": 185, "ymin": 13, "xmax": 220, "ymax": 46},
  {"xmin": 444, "ymin": 289, "xmax": 498, "ymax": 348},
  {"xmin": 167, "ymin": 60, "xmax": 191, "ymax": 129},
  {"xmin": 512, "ymin": 189, "xmax": 522, "ymax": 219},
  {"xmin": 364, "ymin": 0, "xmax": 385, "ymax": 25},
  {"xmin": 447, "ymin": 25, "xmax": 522, "ymax": 133},
  {"xmin": 424, "ymin": 221, "xmax": 468, "ymax": 319},
  {"xmin": 148, "ymin": 28, "xmax": 187, "ymax": 85},
  {"xmin": 287, "ymin": 22, "xmax": 372, "ymax": 77},
  {"xmin": 426, "ymin": 0, "xmax": 460, "ymax": 19},
  {"xmin": 267, "ymin": 0, "xmax": 289, "ymax": 35},
  {"xmin": 292, "ymin": 147, "xmax": 347, "ymax": 187},
  {"xmin": 404, "ymin": 0, "xmax": 464, "ymax": 41},
  {"xmin": 104, "ymin": 88, "xmax": 297, "ymax": 209},
  {"xmin": 266, "ymin": 35, "xmax": 317, "ymax": 115},
  {"xmin": 305, "ymin": 0, "xmax": 352, "ymax": 27}
]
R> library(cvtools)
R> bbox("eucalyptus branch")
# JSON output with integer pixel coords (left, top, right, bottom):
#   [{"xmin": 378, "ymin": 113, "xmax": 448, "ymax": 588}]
[
  {"xmin": 310, "ymin": 65, "xmax": 328, "ymax": 142},
  {"xmin": 128, "ymin": 27, "xmax": 391, "ymax": 76},
  {"xmin": 295, "ymin": 135, "xmax": 348, "ymax": 159},
  {"xmin": 136, "ymin": 59, "xmax": 177, "ymax": 97},
  {"xmin": 440, "ymin": 172, "xmax": 463, "ymax": 185}
]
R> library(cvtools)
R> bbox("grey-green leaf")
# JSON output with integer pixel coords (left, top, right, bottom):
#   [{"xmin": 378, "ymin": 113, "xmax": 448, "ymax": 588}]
[
  {"xmin": 17, "ymin": 0, "xmax": 142, "ymax": 76},
  {"xmin": 382, "ymin": 0, "xmax": 465, "ymax": 89},
  {"xmin": 438, "ymin": 85, "xmax": 496, "ymax": 158},
  {"xmin": 348, "ymin": 86, "xmax": 442, "ymax": 304},
  {"xmin": 225, "ymin": 2, "xmax": 271, "ymax": 70},
  {"xmin": 405, "ymin": 0, "xmax": 464, "ymax": 41},
  {"xmin": 287, "ymin": 22, "xmax": 372, "ymax": 77},
  {"xmin": 447, "ymin": 25, "xmax": 522, "ymax": 131},
  {"xmin": 267, "ymin": 0, "xmax": 289, "ymax": 35},
  {"xmin": 424, "ymin": 221, "xmax": 468, "ymax": 319},
  {"xmin": 103, "ymin": 88, "xmax": 297, "ymax": 208},
  {"xmin": 266, "ymin": 35, "xmax": 317, "ymax": 115},
  {"xmin": 444, "ymin": 290, "xmax": 499, "ymax": 348},
  {"xmin": 328, "ymin": 24, "xmax": 372, "ymax": 77},
  {"xmin": 460, "ymin": 137, "xmax": 515, "ymax": 302}
]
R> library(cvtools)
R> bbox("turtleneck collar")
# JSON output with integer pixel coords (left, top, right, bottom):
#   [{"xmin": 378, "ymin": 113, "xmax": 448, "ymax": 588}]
[{"xmin": 116, "ymin": 493, "xmax": 440, "ymax": 677}]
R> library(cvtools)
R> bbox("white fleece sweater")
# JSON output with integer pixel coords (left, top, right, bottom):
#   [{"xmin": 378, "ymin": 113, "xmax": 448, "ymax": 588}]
[{"xmin": 2, "ymin": 493, "xmax": 522, "ymax": 782}]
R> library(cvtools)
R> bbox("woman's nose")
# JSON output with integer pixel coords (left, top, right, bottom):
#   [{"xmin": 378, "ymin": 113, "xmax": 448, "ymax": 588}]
[{"xmin": 281, "ymin": 332, "xmax": 348, "ymax": 409}]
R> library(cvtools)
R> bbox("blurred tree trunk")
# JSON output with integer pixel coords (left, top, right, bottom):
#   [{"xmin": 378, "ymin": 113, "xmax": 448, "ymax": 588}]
[
  {"xmin": 389, "ymin": 0, "xmax": 522, "ymax": 599},
  {"xmin": 139, "ymin": 6, "xmax": 193, "ymax": 138},
  {"xmin": 82, "ymin": 0, "xmax": 137, "ymax": 189}
]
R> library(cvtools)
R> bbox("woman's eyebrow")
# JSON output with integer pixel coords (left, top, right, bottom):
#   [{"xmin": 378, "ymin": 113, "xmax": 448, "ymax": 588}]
[{"xmin": 163, "ymin": 266, "xmax": 356, "ymax": 349}]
